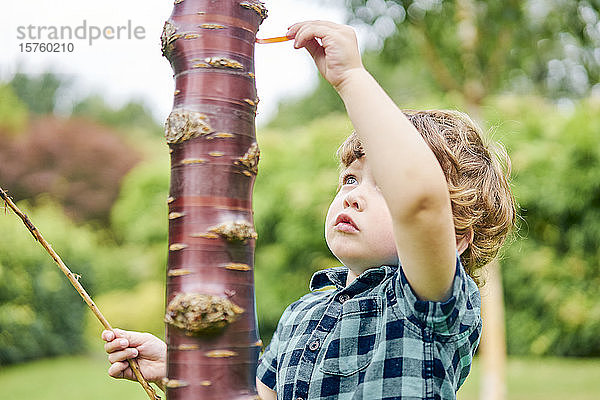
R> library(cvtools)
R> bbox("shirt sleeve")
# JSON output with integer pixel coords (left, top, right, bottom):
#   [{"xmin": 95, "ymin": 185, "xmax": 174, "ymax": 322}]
[
  {"xmin": 256, "ymin": 305, "xmax": 291, "ymax": 390},
  {"xmin": 395, "ymin": 254, "xmax": 481, "ymax": 336},
  {"xmin": 256, "ymin": 329, "xmax": 279, "ymax": 390}
]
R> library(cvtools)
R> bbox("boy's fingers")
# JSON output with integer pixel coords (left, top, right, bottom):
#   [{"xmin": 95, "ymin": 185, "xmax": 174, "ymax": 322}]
[
  {"xmin": 304, "ymin": 38, "xmax": 326, "ymax": 71},
  {"xmin": 288, "ymin": 20, "xmax": 338, "ymax": 33},
  {"xmin": 112, "ymin": 328, "xmax": 148, "ymax": 348},
  {"xmin": 112, "ymin": 328, "xmax": 129, "ymax": 339},
  {"xmin": 294, "ymin": 22, "xmax": 346, "ymax": 52},
  {"xmin": 304, "ymin": 38, "xmax": 325, "ymax": 59},
  {"xmin": 101, "ymin": 330, "xmax": 115, "ymax": 342},
  {"xmin": 108, "ymin": 348, "xmax": 138, "ymax": 364},
  {"xmin": 294, "ymin": 24, "xmax": 325, "ymax": 48},
  {"xmin": 287, "ymin": 21, "xmax": 311, "ymax": 37},
  {"xmin": 104, "ymin": 337, "xmax": 129, "ymax": 354},
  {"xmin": 108, "ymin": 361, "xmax": 130, "ymax": 379}
]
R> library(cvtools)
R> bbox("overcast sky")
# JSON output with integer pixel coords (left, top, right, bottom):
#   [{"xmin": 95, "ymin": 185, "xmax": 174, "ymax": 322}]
[{"xmin": 1, "ymin": 0, "xmax": 354, "ymax": 126}]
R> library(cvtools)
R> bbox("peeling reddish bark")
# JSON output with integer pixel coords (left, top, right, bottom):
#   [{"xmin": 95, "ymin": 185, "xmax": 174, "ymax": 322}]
[{"xmin": 160, "ymin": 1, "xmax": 266, "ymax": 398}]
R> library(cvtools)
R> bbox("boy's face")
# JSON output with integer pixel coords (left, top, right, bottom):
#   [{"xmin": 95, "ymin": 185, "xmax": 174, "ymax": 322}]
[{"xmin": 325, "ymin": 157, "xmax": 399, "ymax": 272}]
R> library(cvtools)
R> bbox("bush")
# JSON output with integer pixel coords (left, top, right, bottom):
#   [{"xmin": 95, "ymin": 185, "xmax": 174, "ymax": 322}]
[
  {"xmin": 486, "ymin": 96, "xmax": 600, "ymax": 356},
  {"xmin": 0, "ymin": 116, "xmax": 141, "ymax": 224},
  {"xmin": 0, "ymin": 84, "xmax": 28, "ymax": 136},
  {"xmin": 110, "ymin": 160, "xmax": 170, "ymax": 247},
  {"xmin": 0, "ymin": 199, "xmax": 143, "ymax": 365},
  {"xmin": 84, "ymin": 281, "xmax": 166, "ymax": 349},
  {"xmin": 110, "ymin": 159, "xmax": 170, "ymax": 281}
]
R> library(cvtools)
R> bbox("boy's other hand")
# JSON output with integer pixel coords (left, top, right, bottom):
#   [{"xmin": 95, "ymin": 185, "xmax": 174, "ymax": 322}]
[
  {"xmin": 287, "ymin": 21, "xmax": 364, "ymax": 92},
  {"xmin": 102, "ymin": 328, "xmax": 167, "ymax": 387}
]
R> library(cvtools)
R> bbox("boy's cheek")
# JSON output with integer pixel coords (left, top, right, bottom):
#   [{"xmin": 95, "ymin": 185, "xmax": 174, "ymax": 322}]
[{"xmin": 324, "ymin": 203, "xmax": 339, "ymax": 227}]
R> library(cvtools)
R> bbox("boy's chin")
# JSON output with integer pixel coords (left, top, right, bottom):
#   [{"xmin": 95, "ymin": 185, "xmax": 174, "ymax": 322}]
[{"xmin": 333, "ymin": 254, "xmax": 383, "ymax": 270}]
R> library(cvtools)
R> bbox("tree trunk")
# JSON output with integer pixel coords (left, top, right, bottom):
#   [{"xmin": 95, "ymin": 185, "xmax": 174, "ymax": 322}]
[
  {"xmin": 160, "ymin": 1, "xmax": 267, "ymax": 398},
  {"xmin": 479, "ymin": 260, "xmax": 507, "ymax": 400},
  {"xmin": 463, "ymin": 102, "xmax": 507, "ymax": 400},
  {"xmin": 464, "ymin": 103, "xmax": 508, "ymax": 400}
]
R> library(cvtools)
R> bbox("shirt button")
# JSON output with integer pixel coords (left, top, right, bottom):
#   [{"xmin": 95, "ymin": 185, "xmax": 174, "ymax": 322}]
[
  {"xmin": 296, "ymin": 398, "xmax": 304, "ymax": 400},
  {"xmin": 339, "ymin": 294, "xmax": 350, "ymax": 303},
  {"xmin": 308, "ymin": 339, "xmax": 320, "ymax": 351}
]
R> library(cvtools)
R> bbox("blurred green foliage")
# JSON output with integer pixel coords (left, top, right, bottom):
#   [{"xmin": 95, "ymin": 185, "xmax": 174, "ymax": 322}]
[
  {"xmin": 346, "ymin": 0, "xmax": 600, "ymax": 102},
  {"xmin": 0, "ymin": 71, "xmax": 165, "ymax": 365},
  {"xmin": 268, "ymin": 75, "xmax": 345, "ymax": 130},
  {"xmin": 0, "ymin": 84, "xmax": 29, "ymax": 136},
  {"xmin": 84, "ymin": 281, "xmax": 166, "ymax": 347},
  {"xmin": 9, "ymin": 72, "xmax": 63, "ymax": 115},
  {"xmin": 110, "ymin": 159, "xmax": 170, "ymax": 281},
  {"xmin": 71, "ymin": 95, "xmax": 163, "ymax": 136},
  {"xmin": 487, "ymin": 96, "xmax": 600, "ymax": 356},
  {"xmin": 0, "ymin": 71, "xmax": 163, "ymax": 226},
  {"xmin": 0, "ymin": 199, "xmax": 146, "ymax": 365},
  {"xmin": 269, "ymin": 50, "xmax": 470, "ymax": 130},
  {"xmin": 111, "ymin": 160, "xmax": 169, "ymax": 248}
]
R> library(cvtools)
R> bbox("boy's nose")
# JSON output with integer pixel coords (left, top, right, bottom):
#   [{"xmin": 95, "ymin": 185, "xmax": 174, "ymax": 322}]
[{"xmin": 343, "ymin": 190, "xmax": 363, "ymax": 211}]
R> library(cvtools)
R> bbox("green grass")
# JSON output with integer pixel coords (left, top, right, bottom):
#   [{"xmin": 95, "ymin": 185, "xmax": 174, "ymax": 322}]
[
  {"xmin": 458, "ymin": 357, "xmax": 600, "ymax": 400},
  {"xmin": 1, "ymin": 354, "xmax": 599, "ymax": 399},
  {"xmin": 0, "ymin": 352, "xmax": 155, "ymax": 400}
]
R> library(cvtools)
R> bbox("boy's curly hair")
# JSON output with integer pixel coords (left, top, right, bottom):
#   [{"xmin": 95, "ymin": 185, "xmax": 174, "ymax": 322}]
[{"xmin": 337, "ymin": 110, "xmax": 516, "ymax": 285}]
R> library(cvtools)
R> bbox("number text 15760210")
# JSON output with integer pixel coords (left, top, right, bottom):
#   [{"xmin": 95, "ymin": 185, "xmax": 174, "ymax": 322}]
[{"xmin": 19, "ymin": 42, "xmax": 74, "ymax": 53}]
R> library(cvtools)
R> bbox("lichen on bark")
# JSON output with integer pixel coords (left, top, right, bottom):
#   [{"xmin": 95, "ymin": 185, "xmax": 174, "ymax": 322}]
[
  {"xmin": 161, "ymin": 21, "xmax": 180, "ymax": 59},
  {"xmin": 165, "ymin": 109, "xmax": 213, "ymax": 144},
  {"xmin": 165, "ymin": 293, "xmax": 245, "ymax": 335},
  {"xmin": 162, "ymin": 378, "xmax": 189, "ymax": 389},
  {"xmin": 235, "ymin": 142, "xmax": 260, "ymax": 175},
  {"xmin": 208, "ymin": 220, "xmax": 258, "ymax": 242},
  {"xmin": 204, "ymin": 57, "xmax": 244, "ymax": 70},
  {"xmin": 239, "ymin": 1, "xmax": 268, "ymax": 21}
]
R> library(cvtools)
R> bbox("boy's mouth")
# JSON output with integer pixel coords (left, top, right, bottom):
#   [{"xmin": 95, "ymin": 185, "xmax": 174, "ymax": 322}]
[{"xmin": 334, "ymin": 213, "xmax": 359, "ymax": 232}]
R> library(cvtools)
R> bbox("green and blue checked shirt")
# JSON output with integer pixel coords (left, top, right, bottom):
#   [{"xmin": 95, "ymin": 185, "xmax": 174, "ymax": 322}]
[{"xmin": 256, "ymin": 256, "xmax": 482, "ymax": 400}]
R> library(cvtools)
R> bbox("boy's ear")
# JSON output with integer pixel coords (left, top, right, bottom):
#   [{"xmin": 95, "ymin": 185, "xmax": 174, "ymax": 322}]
[{"xmin": 456, "ymin": 228, "xmax": 474, "ymax": 255}]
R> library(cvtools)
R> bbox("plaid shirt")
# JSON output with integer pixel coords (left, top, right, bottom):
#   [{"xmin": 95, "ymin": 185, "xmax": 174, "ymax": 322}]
[{"xmin": 256, "ymin": 256, "xmax": 481, "ymax": 400}]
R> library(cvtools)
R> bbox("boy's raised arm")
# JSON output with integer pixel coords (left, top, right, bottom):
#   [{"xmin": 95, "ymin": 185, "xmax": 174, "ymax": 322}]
[
  {"xmin": 256, "ymin": 378, "xmax": 277, "ymax": 399},
  {"xmin": 288, "ymin": 21, "xmax": 456, "ymax": 302}
]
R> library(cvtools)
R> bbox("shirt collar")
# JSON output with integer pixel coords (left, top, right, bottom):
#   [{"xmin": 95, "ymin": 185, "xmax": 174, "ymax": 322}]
[
  {"xmin": 309, "ymin": 264, "xmax": 398, "ymax": 294},
  {"xmin": 309, "ymin": 267, "xmax": 348, "ymax": 291}
]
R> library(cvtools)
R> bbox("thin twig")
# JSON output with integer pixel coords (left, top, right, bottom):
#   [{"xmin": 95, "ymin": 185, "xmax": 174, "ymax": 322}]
[{"xmin": 0, "ymin": 187, "xmax": 160, "ymax": 400}]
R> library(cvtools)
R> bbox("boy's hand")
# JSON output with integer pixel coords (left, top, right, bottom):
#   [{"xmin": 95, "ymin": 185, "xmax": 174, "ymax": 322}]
[
  {"xmin": 102, "ymin": 328, "xmax": 167, "ymax": 388},
  {"xmin": 287, "ymin": 21, "xmax": 364, "ymax": 92}
]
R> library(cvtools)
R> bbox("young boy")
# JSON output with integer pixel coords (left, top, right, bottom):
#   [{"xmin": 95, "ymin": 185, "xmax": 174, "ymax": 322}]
[{"xmin": 103, "ymin": 21, "xmax": 515, "ymax": 399}]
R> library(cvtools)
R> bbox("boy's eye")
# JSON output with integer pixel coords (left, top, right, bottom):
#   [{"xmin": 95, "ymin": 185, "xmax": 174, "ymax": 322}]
[{"xmin": 343, "ymin": 174, "xmax": 358, "ymax": 185}]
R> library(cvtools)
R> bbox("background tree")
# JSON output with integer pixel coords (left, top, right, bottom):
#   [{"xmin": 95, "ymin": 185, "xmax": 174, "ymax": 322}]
[
  {"xmin": 344, "ymin": 0, "xmax": 600, "ymax": 108},
  {"xmin": 9, "ymin": 72, "xmax": 64, "ymax": 115},
  {"xmin": 0, "ymin": 116, "xmax": 141, "ymax": 224}
]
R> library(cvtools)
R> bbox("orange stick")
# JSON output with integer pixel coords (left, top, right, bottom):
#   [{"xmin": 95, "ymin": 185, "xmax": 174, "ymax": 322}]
[{"xmin": 256, "ymin": 35, "xmax": 292, "ymax": 44}]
